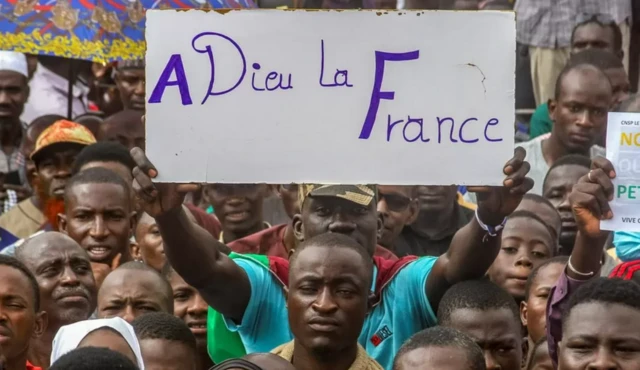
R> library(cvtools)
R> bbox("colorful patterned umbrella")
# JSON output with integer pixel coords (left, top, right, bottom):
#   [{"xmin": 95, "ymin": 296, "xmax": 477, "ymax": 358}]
[{"xmin": 0, "ymin": 0, "xmax": 256, "ymax": 63}]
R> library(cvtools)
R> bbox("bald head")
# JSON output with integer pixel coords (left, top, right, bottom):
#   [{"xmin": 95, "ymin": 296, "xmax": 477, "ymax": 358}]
[
  {"xmin": 555, "ymin": 63, "xmax": 612, "ymax": 101},
  {"xmin": 99, "ymin": 110, "xmax": 145, "ymax": 151},
  {"xmin": 17, "ymin": 232, "xmax": 88, "ymax": 267}
]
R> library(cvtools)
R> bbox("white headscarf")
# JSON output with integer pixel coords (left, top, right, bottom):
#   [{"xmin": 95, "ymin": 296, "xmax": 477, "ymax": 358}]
[{"xmin": 50, "ymin": 317, "xmax": 145, "ymax": 369}]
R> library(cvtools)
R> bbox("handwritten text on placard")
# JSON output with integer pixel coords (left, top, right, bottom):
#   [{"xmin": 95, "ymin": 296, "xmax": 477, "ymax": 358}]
[{"xmin": 145, "ymin": 10, "xmax": 515, "ymax": 184}]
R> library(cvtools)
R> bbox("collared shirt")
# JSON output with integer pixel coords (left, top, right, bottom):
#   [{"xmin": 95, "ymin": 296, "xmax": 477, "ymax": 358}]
[
  {"xmin": 515, "ymin": 0, "xmax": 631, "ymax": 48},
  {"xmin": 393, "ymin": 204, "xmax": 474, "ymax": 257},
  {"xmin": 22, "ymin": 63, "xmax": 89, "ymax": 124},
  {"xmin": 0, "ymin": 198, "xmax": 46, "ymax": 239}
]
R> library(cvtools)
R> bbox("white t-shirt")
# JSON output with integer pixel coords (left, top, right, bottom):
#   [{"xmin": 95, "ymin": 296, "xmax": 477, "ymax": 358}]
[{"xmin": 517, "ymin": 134, "xmax": 604, "ymax": 195}]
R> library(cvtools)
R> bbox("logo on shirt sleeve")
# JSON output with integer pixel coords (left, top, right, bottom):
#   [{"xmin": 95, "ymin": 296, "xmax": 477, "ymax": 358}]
[{"xmin": 370, "ymin": 325, "xmax": 393, "ymax": 347}]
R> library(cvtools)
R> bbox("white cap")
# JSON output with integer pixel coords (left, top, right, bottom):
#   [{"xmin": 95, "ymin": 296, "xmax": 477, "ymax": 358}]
[{"xmin": 0, "ymin": 51, "xmax": 28, "ymax": 77}]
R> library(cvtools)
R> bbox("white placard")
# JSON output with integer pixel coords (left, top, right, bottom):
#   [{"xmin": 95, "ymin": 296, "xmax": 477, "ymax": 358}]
[
  {"xmin": 145, "ymin": 9, "xmax": 515, "ymax": 184},
  {"xmin": 601, "ymin": 112, "xmax": 640, "ymax": 231}
]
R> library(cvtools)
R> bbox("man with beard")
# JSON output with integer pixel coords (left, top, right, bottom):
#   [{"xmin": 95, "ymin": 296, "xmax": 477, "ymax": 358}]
[
  {"xmin": 98, "ymin": 110, "xmax": 145, "ymax": 152},
  {"xmin": 15, "ymin": 232, "xmax": 97, "ymax": 369},
  {"xmin": 0, "ymin": 121, "xmax": 96, "ymax": 238},
  {"xmin": 0, "ymin": 52, "xmax": 29, "ymax": 191},
  {"xmin": 114, "ymin": 60, "xmax": 145, "ymax": 111}
]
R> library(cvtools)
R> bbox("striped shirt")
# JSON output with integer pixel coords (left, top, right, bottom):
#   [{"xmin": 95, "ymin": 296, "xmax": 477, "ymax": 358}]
[{"xmin": 515, "ymin": 0, "xmax": 631, "ymax": 48}]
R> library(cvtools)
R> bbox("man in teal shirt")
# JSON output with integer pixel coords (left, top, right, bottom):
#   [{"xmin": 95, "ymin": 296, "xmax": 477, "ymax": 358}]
[{"xmin": 129, "ymin": 146, "xmax": 533, "ymax": 369}]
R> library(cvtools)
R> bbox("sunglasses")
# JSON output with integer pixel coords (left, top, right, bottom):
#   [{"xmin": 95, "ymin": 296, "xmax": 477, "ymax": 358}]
[{"xmin": 379, "ymin": 192, "xmax": 412, "ymax": 212}]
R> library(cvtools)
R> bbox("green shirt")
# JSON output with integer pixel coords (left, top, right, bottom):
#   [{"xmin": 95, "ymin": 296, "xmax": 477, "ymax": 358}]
[{"xmin": 529, "ymin": 103, "xmax": 553, "ymax": 139}]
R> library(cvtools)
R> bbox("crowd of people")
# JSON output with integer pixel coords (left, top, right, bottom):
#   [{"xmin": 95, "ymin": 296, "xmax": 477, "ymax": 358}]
[{"xmin": 1, "ymin": 1, "xmax": 640, "ymax": 370}]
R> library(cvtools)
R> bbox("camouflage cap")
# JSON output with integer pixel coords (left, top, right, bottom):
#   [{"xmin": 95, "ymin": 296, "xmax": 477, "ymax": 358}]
[{"xmin": 298, "ymin": 184, "xmax": 377, "ymax": 207}]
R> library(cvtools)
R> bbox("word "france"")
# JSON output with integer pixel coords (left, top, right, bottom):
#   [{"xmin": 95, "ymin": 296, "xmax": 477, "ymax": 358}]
[{"xmin": 148, "ymin": 32, "xmax": 503, "ymax": 144}]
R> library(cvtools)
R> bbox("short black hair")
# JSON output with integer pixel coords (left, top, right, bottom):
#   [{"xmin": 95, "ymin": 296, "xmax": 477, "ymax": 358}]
[
  {"xmin": 132, "ymin": 312, "xmax": 197, "ymax": 351},
  {"xmin": 72, "ymin": 142, "xmax": 135, "ymax": 175},
  {"xmin": 290, "ymin": 233, "xmax": 374, "ymax": 283},
  {"xmin": 506, "ymin": 210, "xmax": 556, "ymax": 254},
  {"xmin": 438, "ymin": 279, "xmax": 519, "ymax": 326},
  {"xmin": 64, "ymin": 167, "xmax": 131, "ymax": 203},
  {"xmin": 115, "ymin": 262, "xmax": 174, "ymax": 312},
  {"xmin": 571, "ymin": 15, "xmax": 623, "ymax": 51},
  {"xmin": 563, "ymin": 277, "xmax": 640, "ymax": 331},
  {"xmin": 28, "ymin": 114, "xmax": 66, "ymax": 129},
  {"xmin": 525, "ymin": 337, "xmax": 549, "ymax": 370},
  {"xmin": 524, "ymin": 256, "xmax": 569, "ymax": 300},
  {"xmin": 0, "ymin": 255, "xmax": 40, "ymax": 311},
  {"xmin": 393, "ymin": 326, "xmax": 485, "ymax": 370},
  {"xmin": 544, "ymin": 154, "xmax": 592, "ymax": 187},
  {"xmin": 554, "ymin": 63, "xmax": 611, "ymax": 101},
  {"xmin": 520, "ymin": 194, "xmax": 561, "ymax": 236},
  {"xmin": 49, "ymin": 346, "xmax": 138, "ymax": 370}
]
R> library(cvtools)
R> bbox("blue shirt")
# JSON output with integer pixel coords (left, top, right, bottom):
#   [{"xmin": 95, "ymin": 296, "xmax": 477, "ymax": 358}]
[{"xmin": 223, "ymin": 256, "xmax": 437, "ymax": 370}]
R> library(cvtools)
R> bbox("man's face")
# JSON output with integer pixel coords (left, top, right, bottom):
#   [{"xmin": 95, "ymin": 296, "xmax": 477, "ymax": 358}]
[
  {"xmin": 36, "ymin": 146, "xmax": 83, "ymax": 200},
  {"xmin": 60, "ymin": 183, "xmax": 133, "ymax": 265},
  {"xmin": 604, "ymin": 67, "xmax": 630, "ymax": 106},
  {"xmin": 447, "ymin": 308, "xmax": 522, "ymax": 370},
  {"xmin": 415, "ymin": 185, "xmax": 458, "ymax": 213},
  {"xmin": 543, "ymin": 164, "xmax": 589, "ymax": 256},
  {"xmin": 21, "ymin": 238, "xmax": 97, "ymax": 327},
  {"xmin": 377, "ymin": 185, "xmax": 418, "ymax": 249},
  {"xmin": 205, "ymin": 184, "xmax": 267, "ymax": 236},
  {"xmin": 488, "ymin": 218, "xmax": 554, "ymax": 301},
  {"xmin": 549, "ymin": 69, "xmax": 612, "ymax": 153},
  {"xmin": 0, "ymin": 266, "xmax": 44, "ymax": 362},
  {"xmin": 0, "ymin": 71, "xmax": 28, "ymax": 123},
  {"xmin": 168, "ymin": 271, "xmax": 208, "ymax": 350},
  {"xmin": 395, "ymin": 346, "xmax": 473, "ymax": 370},
  {"xmin": 134, "ymin": 214, "xmax": 165, "ymax": 272},
  {"xmin": 295, "ymin": 197, "xmax": 381, "ymax": 256},
  {"xmin": 288, "ymin": 245, "xmax": 370, "ymax": 354},
  {"xmin": 97, "ymin": 269, "xmax": 171, "ymax": 323},
  {"xmin": 516, "ymin": 199, "xmax": 561, "ymax": 245},
  {"xmin": 521, "ymin": 262, "xmax": 565, "ymax": 344},
  {"xmin": 571, "ymin": 23, "xmax": 616, "ymax": 54},
  {"xmin": 139, "ymin": 339, "xmax": 196, "ymax": 370},
  {"xmin": 558, "ymin": 302, "xmax": 640, "ymax": 370},
  {"xmin": 100, "ymin": 117, "xmax": 145, "ymax": 152},
  {"xmin": 115, "ymin": 69, "xmax": 145, "ymax": 111}
]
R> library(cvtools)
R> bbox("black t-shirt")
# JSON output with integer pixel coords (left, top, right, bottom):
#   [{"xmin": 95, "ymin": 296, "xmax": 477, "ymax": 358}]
[{"xmin": 393, "ymin": 205, "xmax": 474, "ymax": 257}]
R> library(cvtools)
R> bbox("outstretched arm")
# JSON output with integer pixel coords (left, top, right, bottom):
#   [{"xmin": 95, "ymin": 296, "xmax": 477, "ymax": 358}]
[
  {"xmin": 131, "ymin": 147, "xmax": 250, "ymax": 323},
  {"xmin": 426, "ymin": 147, "xmax": 533, "ymax": 309}
]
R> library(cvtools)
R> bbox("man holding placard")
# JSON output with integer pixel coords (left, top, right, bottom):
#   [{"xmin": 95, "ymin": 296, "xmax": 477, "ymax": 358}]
[{"xmin": 130, "ymin": 144, "xmax": 533, "ymax": 369}]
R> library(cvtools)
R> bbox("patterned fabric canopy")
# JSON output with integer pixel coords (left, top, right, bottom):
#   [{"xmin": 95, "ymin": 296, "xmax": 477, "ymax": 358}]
[{"xmin": 0, "ymin": 0, "xmax": 256, "ymax": 63}]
